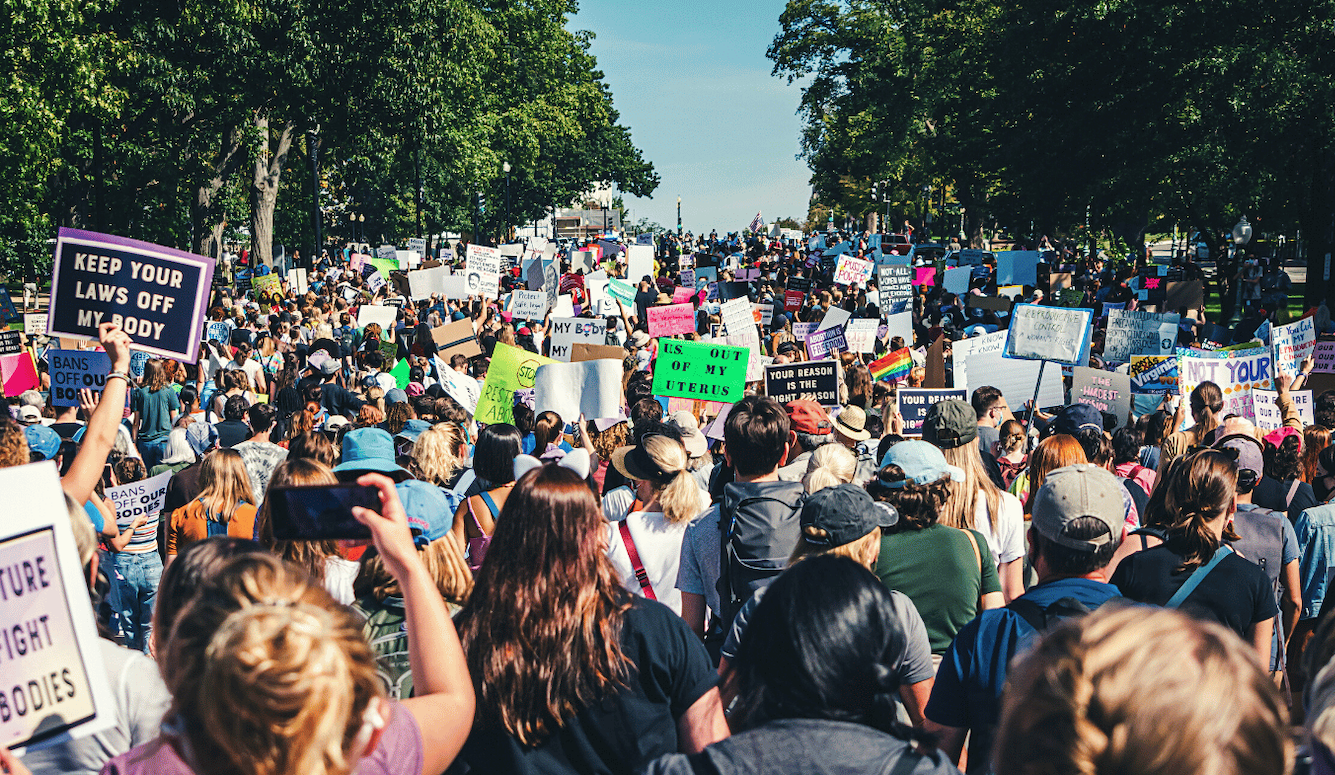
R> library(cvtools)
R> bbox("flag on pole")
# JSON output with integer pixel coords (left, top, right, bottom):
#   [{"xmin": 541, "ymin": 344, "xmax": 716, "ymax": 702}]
[{"xmin": 748, "ymin": 212, "xmax": 764, "ymax": 233}]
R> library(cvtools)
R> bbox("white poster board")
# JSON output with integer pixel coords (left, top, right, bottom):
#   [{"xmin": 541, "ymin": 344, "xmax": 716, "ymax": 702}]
[
  {"xmin": 955, "ymin": 329, "xmax": 1064, "ymax": 410},
  {"xmin": 465, "ymin": 244, "xmax": 501, "ymax": 299},
  {"xmin": 357, "ymin": 304, "xmax": 399, "ymax": 331},
  {"xmin": 1103, "ymin": 309, "xmax": 1179, "ymax": 363},
  {"xmin": 548, "ymin": 317, "xmax": 607, "ymax": 362},
  {"xmin": 533, "ymin": 359, "xmax": 624, "ymax": 424},
  {"xmin": 1004, "ymin": 304, "xmax": 1093, "ymax": 366},
  {"xmin": 626, "ymin": 244, "xmax": 654, "ymax": 282}
]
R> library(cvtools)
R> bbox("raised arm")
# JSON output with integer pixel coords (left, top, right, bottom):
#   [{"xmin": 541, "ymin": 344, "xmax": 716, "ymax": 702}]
[{"xmin": 62, "ymin": 324, "xmax": 132, "ymax": 505}]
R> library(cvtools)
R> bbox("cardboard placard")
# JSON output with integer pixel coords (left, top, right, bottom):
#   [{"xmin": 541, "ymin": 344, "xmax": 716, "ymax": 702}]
[
  {"xmin": 1003, "ymin": 304, "xmax": 1093, "ymax": 366},
  {"xmin": 833, "ymin": 255, "xmax": 873, "ymax": 287},
  {"xmin": 1272, "ymin": 317, "xmax": 1316, "ymax": 378},
  {"xmin": 48, "ymin": 228, "xmax": 217, "ymax": 362},
  {"xmin": 475, "ymin": 342, "xmax": 555, "ymax": 425},
  {"xmin": 429, "ymin": 319, "xmax": 481, "ymax": 359},
  {"xmin": 0, "ymin": 461, "xmax": 117, "ymax": 751},
  {"xmin": 898, "ymin": 389, "xmax": 968, "ymax": 436},
  {"xmin": 1165, "ymin": 280, "xmax": 1204, "ymax": 311},
  {"xmin": 24, "ymin": 313, "xmax": 48, "ymax": 336},
  {"xmin": 806, "ymin": 326, "xmax": 848, "ymax": 359},
  {"xmin": 878, "ymin": 264, "xmax": 913, "ymax": 314},
  {"xmin": 548, "ymin": 317, "xmax": 607, "ymax": 362},
  {"xmin": 357, "ymin": 305, "xmax": 398, "ymax": 331},
  {"xmin": 651, "ymin": 339, "xmax": 750, "ymax": 402},
  {"xmin": 1178, "ymin": 347, "xmax": 1273, "ymax": 425},
  {"xmin": 533, "ymin": 359, "xmax": 624, "ymax": 424},
  {"xmin": 648, "ymin": 303, "xmax": 696, "ymax": 337},
  {"xmin": 766, "ymin": 360, "xmax": 839, "ymax": 406},
  {"xmin": 47, "ymin": 349, "xmax": 111, "ymax": 407},
  {"xmin": 1071, "ymin": 367, "xmax": 1132, "ymax": 427},
  {"xmin": 1129, "ymin": 355, "xmax": 1178, "ymax": 394},
  {"xmin": 925, "ymin": 335, "xmax": 946, "ymax": 388},
  {"xmin": 1252, "ymin": 388, "xmax": 1314, "ymax": 430},
  {"xmin": 571, "ymin": 343, "xmax": 626, "ymax": 363}
]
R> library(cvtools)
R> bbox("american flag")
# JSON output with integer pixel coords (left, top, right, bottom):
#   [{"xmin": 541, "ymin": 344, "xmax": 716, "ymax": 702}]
[{"xmin": 748, "ymin": 212, "xmax": 764, "ymax": 233}]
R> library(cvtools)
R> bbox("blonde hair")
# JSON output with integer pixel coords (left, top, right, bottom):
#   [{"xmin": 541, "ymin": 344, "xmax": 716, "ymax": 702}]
[
  {"xmin": 161, "ymin": 554, "xmax": 382, "ymax": 775},
  {"xmin": 939, "ymin": 441, "xmax": 1003, "ymax": 532},
  {"xmin": 640, "ymin": 435, "xmax": 698, "ymax": 524},
  {"xmin": 802, "ymin": 444, "xmax": 857, "ymax": 494},
  {"xmin": 198, "ymin": 449, "xmax": 256, "ymax": 524},
  {"xmin": 790, "ymin": 527, "xmax": 881, "ymax": 570},
  {"xmin": 995, "ymin": 605, "xmax": 1290, "ymax": 775},
  {"xmin": 354, "ymin": 532, "xmax": 473, "ymax": 607},
  {"xmin": 413, "ymin": 423, "xmax": 466, "ymax": 486}
]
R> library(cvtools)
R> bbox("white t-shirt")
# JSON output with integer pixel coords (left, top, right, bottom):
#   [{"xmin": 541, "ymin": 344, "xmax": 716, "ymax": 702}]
[
  {"xmin": 973, "ymin": 489, "xmax": 1026, "ymax": 568},
  {"xmin": 603, "ymin": 486, "xmax": 708, "ymax": 616}
]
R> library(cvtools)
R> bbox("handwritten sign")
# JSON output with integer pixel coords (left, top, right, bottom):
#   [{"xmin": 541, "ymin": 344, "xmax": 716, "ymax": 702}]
[
  {"xmin": 23, "ymin": 314, "xmax": 47, "ymax": 337},
  {"xmin": 1271, "ymin": 317, "xmax": 1316, "ymax": 378},
  {"xmin": 651, "ymin": 339, "xmax": 749, "ymax": 402},
  {"xmin": 766, "ymin": 361, "xmax": 839, "ymax": 406},
  {"xmin": 1071, "ymin": 367, "xmax": 1132, "ymax": 427},
  {"xmin": 511, "ymin": 290, "xmax": 548, "ymax": 320},
  {"xmin": 1004, "ymin": 304, "xmax": 1093, "ymax": 366},
  {"xmin": 648, "ymin": 303, "xmax": 696, "ymax": 337},
  {"xmin": 1314, "ymin": 339, "xmax": 1335, "ymax": 374},
  {"xmin": 878, "ymin": 264, "xmax": 913, "ymax": 315},
  {"xmin": 1178, "ymin": 347, "xmax": 1272, "ymax": 425},
  {"xmin": 475, "ymin": 342, "xmax": 554, "ymax": 425},
  {"xmin": 898, "ymin": 389, "xmax": 968, "ymax": 436},
  {"xmin": 465, "ymin": 244, "xmax": 501, "ymax": 299},
  {"xmin": 547, "ymin": 317, "xmax": 607, "ymax": 362},
  {"xmin": 1104, "ymin": 309, "xmax": 1179, "ymax": 363},
  {"xmin": 833, "ymin": 255, "xmax": 873, "ymax": 287},
  {"xmin": 48, "ymin": 228, "xmax": 216, "ymax": 362},
  {"xmin": 1252, "ymin": 388, "xmax": 1314, "ymax": 430}
]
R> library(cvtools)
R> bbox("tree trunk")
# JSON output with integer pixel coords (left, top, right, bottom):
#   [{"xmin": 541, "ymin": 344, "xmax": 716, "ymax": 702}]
[
  {"xmin": 249, "ymin": 114, "xmax": 297, "ymax": 268},
  {"xmin": 193, "ymin": 128, "xmax": 243, "ymax": 258}
]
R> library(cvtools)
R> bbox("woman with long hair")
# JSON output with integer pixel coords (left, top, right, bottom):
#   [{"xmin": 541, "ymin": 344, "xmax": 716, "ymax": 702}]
[
  {"xmin": 451, "ymin": 423, "xmax": 523, "ymax": 572},
  {"xmin": 209, "ymin": 369, "xmax": 255, "ymax": 422},
  {"xmin": 287, "ymin": 430, "xmax": 337, "ymax": 467},
  {"xmin": 452, "ymin": 465, "xmax": 728, "ymax": 773},
  {"xmin": 165, "ymin": 449, "xmax": 258, "ymax": 564},
  {"xmin": 845, "ymin": 365, "xmax": 874, "ymax": 410},
  {"xmin": 869, "ymin": 441, "xmax": 1003, "ymax": 656},
  {"xmin": 1305, "ymin": 425, "xmax": 1332, "ymax": 484},
  {"xmin": 1110, "ymin": 450, "xmax": 1277, "ymax": 660},
  {"xmin": 604, "ymin": 434, "xmax": 707, "ymax": 615},
  {"xmin": 255, "ymin": 458, "xmax": 360, "ymax": 604},
  {"xmin": 133, "ymin": 358, "xmax": 181, "ymax": 469},
  {"xmin": 531, "ymin": 410, "xmax": 570, "ymax": 455},
  {"xmin": 1136, "ymin": 409, "xmax": 1171, "ymax": 471},
  {"xmin": 1262, "ymin": 432, "xmax": 1317, "ymax": 520},
  {"xmin": 115, "ymin": 481, "xmax": 475, "ymax": 775},
  {"xmin": 648, "ymin": 555, "xmax": 951, "ymax": 775},
  {"xmin": 801, "ymin": 443, "xmax": 857, "ymax": 494},
  {"xmin": 995, "ymin": 607, "xmax": 1289, "ymax": 775},
  {"xmin": 937, "ymin": 432, "xmax": 1025, "ymax": 601},
  {"xmin": 412, "ymin": 422, "xmax": 469, "ymax": 490},
  {"xmin": 992, "ymin": 419, "xmax": 1028, "ymax": 489},
  {"xmin": 1013, "ymin": 433, "xmax": 1088, "ymax": 511}
]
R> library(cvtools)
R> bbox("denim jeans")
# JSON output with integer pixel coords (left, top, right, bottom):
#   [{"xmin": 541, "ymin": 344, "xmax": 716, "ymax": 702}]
[
  {"xmin": 137, "ymin": 438, "xmax": 168, "ymax": 470},
  {"xmin": 113, "ymin": 551, "xmax": 163, "ymax": 653}
]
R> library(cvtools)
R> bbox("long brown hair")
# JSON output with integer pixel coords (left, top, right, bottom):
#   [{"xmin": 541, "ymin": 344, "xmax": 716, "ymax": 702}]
[
  {"xmin": 455, "ymin": 465, "xmax": 631, "ymax": 745},
  {"xmin": 144, "ymin": 358, "xmax": 170, "ymax": 392},
  {"xmin": 256, "ymin": 459, "xmax": 339, "ymax": 584},
  {"xmin": 1158, "ymin": 450, "xmax": 1240, "ymax": 571},
  {"xmin": 1026, "ymin": 434, "xmax": 1088, "ymax": 512},
  {"xmin": 1305, "ymin": 425, "xmax": 1332, "ymax": 483}
]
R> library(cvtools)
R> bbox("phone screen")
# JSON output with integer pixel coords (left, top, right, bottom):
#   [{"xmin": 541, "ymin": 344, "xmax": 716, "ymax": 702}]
[{"xmin": 268, "ymin": 483, "xmax": 378, "ymax": 541}]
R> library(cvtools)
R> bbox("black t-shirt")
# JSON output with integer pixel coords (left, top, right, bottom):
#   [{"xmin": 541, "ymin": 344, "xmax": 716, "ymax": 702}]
[
  {"xmin": 1110, "ymin": 541, "xmax": 1278, "ymax": 640},
  {"xmin": 321, "ymin": 381, "xmax": 364, "ymax": 419},
  {"xmin": 50, "ymin": 422, "xmax": 84, "ymax": 440},
  {"xmin": 215, "ymin": 420, "xmax": 250, "ymax": 449},
  {"xmin": 1252, "ymin": 476, "xmax": 1318, "ymax": 521},
  {"xmin": 452, "ymin": 595, "xmax": 717, "ymax": 775}
]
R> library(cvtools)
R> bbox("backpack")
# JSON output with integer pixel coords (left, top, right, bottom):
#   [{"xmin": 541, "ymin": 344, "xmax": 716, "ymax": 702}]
[
  {"xmin": 1006, "ymin": 596, "xmax": 1091, "ymax": 634},
  {"xmin": 716, "ymin": 480, "xmax": 806, "ymax": 626},
  {"xmin": 1230, "ymin": 504, "xmax": 1285, "ymax": 593}
]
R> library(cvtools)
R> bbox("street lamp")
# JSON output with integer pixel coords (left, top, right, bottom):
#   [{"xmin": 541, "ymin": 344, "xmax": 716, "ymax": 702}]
[
  {"xmin": 677, "ymin": 196, "xmax": 682, "ymax": 236},
  {"xmin": 920, "ymin": 184, "xmax": 932, "ymax": 243},
  {"xmin": 502, "ymin": 162, "xmax": 512, "ymax": 243},
  {"xmin": 1233, "ymin": 216, "xmax": 1253, "ymax": 246}
]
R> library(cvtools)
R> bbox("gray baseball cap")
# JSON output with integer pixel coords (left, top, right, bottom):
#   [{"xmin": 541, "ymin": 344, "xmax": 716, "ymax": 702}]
[{"xmin": 1031, "ymin": 464, "xmax": 1124, "ymax": 552}]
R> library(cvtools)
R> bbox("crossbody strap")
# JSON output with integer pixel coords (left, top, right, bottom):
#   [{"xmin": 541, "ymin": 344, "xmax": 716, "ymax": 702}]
[
  {"xmin": 1286, "ymin": 479, "xmax": 1302, "ymax": 508},
  {"xmin": 1166, "ymin": 546, "xmax": 1234, "ymax": 609},
  {"xmin": 619, "ymin": 520, "xmax": 656, "ymax": 600}
]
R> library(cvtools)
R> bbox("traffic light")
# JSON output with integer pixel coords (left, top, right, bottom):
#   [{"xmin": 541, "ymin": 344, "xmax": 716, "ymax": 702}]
[
  {"xmin": 870, "ymin": 181, "xmax": 879, "ymax": 202},
  {"xmin": 476, "ymin": 191, "xmax": 487, "ymax": 216}
]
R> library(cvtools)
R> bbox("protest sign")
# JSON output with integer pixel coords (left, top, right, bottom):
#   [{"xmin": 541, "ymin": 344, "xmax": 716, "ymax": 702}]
[
  {"xmin": 957, "ymin": 249, "xmax": 986, "ymax": 266},
  {"xmin": 127, "ymin": 349, "xmax": 149, "ymax": 377},
  {"xmin": 806, "ymin": 326, "xmax": 848, "ymax": 359},
  {"xmin": 884, "ymin": 310, "xmax": 913, "ymax": 345},
  {"xmin": 637, "ymin": 233, "xmax": 654, "ymax": 246},
  {"xmin": 24, "ymin": 313, "xmax": 47, "ymax": 337},
  {"xmin": 429, "ymin": 319, "xmax": 481, "ymax": 359},
  {"xmin": 787, "ymin": 276, "xmax": 812, "ymax": 294},
  {"xmin": 1178, "ymin": 347, "xmax": 1272, "ymax": 424},
  {"xmin": 511, "ymin": 290, "xmax": 548, "ymax": 320},
  {"xmin": 1252, "ymin": 388, "xmax": 1314, "ymax": 430},
  {"xmin": 377, "ymin": 338, "xmax": 398, "ymax": 370},
  {"xmin": 943, "ymin": 265, "xmax": 972, "ymax": 295},
  {"xmin": 672, "ymin": 287, "xmax": 695, "ymax": 304},
  {"xmin": 995, "ymin": 251, "xmax": 1039, "ymax": 286},
  {"xmin": 793, "ymin": 322, "xmax": 817, "ymax": 343},
  {"xmin": 1272, "ymin": 317, "xmax": 1316, "ymax": 378},
  {"xmin": 0, "ymin": 353, "xmax": 38, "ymax": 397},
  {"xmin": 925, "ymin": 335, "xmax": 947, "ymax": 388},
  {"xmin": 48, "ymin": 228, "xmax": 216, "ymax": 362},
  {"xmin": 878, "ymin": 264, "xmax": 913, "ymax": 314},
  {"xmin": 475, "ymin": 342, "xmax": 554, "ymax": 425},
  {"xmin": 553, "ymin": 295, "xmax": 576, "ymax": 318},
  {"xmin": 955, "ymin": 330, "xmax": 1064, "ymax": 409},
  {"xmin": 626, "ymin": 245, "xmax": 654, "ymax": 281},
  {"xmin": 1314, "ymin": 339, "xmax": 1335, "ymax": 374},
  {"xmin": 357, "ymin": 305, "xmax": 398, "ymax": 331},
  {"xmin": 104, "ymin": 471, "xmax": 172, "ymax": 540},
  {"xmin": 1071, "ymin": 367, "xmax": 1133, "ymax": 427},
  {"xmin": 966, "ymin": 295, "xmax": 1012, "ymax": 312},
  {"xmin": 0, "ymin": 289, "xmax": 17, "ymax": 323},
  {"xmin": 1003, "ymin": 304, "xmax": 1093, "ymax": 366},
  {"xmin": 1129, "ymin": 355, "xmax": 1178, "ymax": 394},
  {"xmin": 833, "ymin": 255, "xmax": 873, "ymax": 287},
  {"xmin": 571, "ymin": 343, "xmax": 625, "ymax": 362},
  {"xmin": 407, "ymin": 266, "xmax": 450, "ymax": 299},
  {"xmin": 696, "ymin": 266, "xmax": 718, "ymax": 283},
  {"xmin": 898, "ymin": 389, "xmax": 968, "ymax": 436},
  {"xmin": 0, "ymin": 461, "xmax": 117, "ymax": 750},
  {"xmin": 607, "ymin": 278, "xmax": 635, "ymax": 307},
  {"xmin": 1103, "ymin": 309, "xmax": 1180, "ymax": 363},
  {"xmin": 252, "ymin": 272, "xmax": 282, "ymax": 303},
  {"xmin": 752, "ymin": 303, "xmax": 774, "ymax": 328},
  {"xmin": 678, "ymin": 269, "xmax": 696, "ymax": 287},
  {"xmin": 783, "ymin": 290, "xmax": 805, "ymax": 312},
  {"xmin": 465, "ymin": 244, "xmax": 501, "ymax": 298},
  {"xmin": 534, "ymin": 359, "xmax": 623, "ymax": 424},
  {"xmin": 766, "ymin": 361, "xmax": 839, "ymax": 406},
  {"xmin": 1054, "ymin": 288, "xmax": 1085, "ymax": 307},
  {"xmin": 365, "ymin": 270, "xmax": 386, "ymax": 295},
  {"xmin": 651, "ymin": 339, "xmax": 749, "ymax": 402},
  {"xmin": 376, "ymin": 245, "xmax": 397, "ymax": 263},
  {"xmin": 290, "ymin": 267, "xmax": 308, "ymax": 294},
  {"xmin": 47, "ymin": 349, "xmax": 110, "ymax": 407},
  {"xmin": 815, "ymin": 307, "xmax": 852, "ymax": 334},
  {"xmin": 548, "ymin": 317, "xmax": 607, "ymax": 362},
  {"xmin": 845, "ymin": 319, "xmax": 879, "ymax": 353},
  {"xmin": 1165, "ymin": 280, "xmax": 1205, "ymax": 311},
  {"xmin": 719, "ymin": 298, "xmax": 756, "ymax": 337},
  {"xmin": 205, "ymin": 321, "xmax": 230, "ymax": 344},
  {"xmin": 437, "ymin": 275, "xmax": 468, "ymax": 300},
  {"xmin": 368, "ymin": 257, "xmax": 400, "ymax": 280},
  {"xmin": 648, "ymin": 303, "xmax": 696, "ymax": 337}
]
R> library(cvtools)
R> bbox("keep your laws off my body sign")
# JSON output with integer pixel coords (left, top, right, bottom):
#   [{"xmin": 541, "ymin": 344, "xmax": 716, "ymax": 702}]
[{"xmin": 49, "ymin": 228, "xmax": 215, "ymax": 362}]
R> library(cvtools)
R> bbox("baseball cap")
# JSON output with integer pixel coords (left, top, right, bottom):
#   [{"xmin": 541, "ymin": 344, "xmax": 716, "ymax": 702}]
[
  {"xmin": 324, "ymin": 415, "xmax": 350, "ymax": 432},
  {"xmin": 17, "ymin": 405, "xmax": 41, "ymax": 425},
  {"xmin": 25, "ymin": 424, "xmax": 61, "ymax": 461},
  {"xmin": 878, "ymin": 439, "xmax": 965, "ymax": 485},
  {"xmin": 787, "ymin": 400, "xmax": 833, "ymax": 435},
  {"xmin": 395, "ymin": 419, "xmax": 432, "ymax": 443},
  {"xmin": 1031, "ymin": 464, "xmax": 1124, "ymax": 552},
  {"xmin": 800, "ymin": 483, "xmax": 898, "ymax": 548},
  {"xmin": 1216, "ymin": 433, "xmax": 1264, "ymax": 480},
  {"xmin": 396, "ymin": 480, "xmax": 453, "ymax": 548},
  {"xmin": 1050, "ymin": 404, "xmax": 1105, "ymax": 437},
  {"xmin": 319, "ymin": 359, "xmax": 341, "ymax": 377},
  {"xmin": 921, "ymin": 399, "xmax": 977, "ymax": 449},
  {"xmin": 385, "ymin": 388, "xmax": 408, "ymax": 405}
]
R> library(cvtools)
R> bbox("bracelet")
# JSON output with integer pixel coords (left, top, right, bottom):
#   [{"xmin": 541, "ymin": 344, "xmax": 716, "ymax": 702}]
[{"xmin": 106, "ymin": 371, "xmax": 130, "ymax": 384}]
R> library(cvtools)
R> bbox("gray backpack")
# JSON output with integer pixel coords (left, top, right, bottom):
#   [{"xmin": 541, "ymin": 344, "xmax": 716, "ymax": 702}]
[{"xmin": 716, "ymin": 480, "xmax": 806, "ymax": 626}]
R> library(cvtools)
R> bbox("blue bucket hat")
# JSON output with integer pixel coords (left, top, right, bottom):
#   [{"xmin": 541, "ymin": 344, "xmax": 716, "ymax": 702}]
[
  {"xmin": 395, "ymin": 419, "xmax": 432, "ymax": 443},
  {"xmin": 878, "ymin": 439, "xmax": 965, "ymax": 487},
  {"xmin": 25, "ymin": 424, "xmax": 61, "ymax": 461},
  {"xmin": 333, "ymin": 428, "xmax": 410, "ymax": 480},
  {"xmin": 396, "ymin": 479, "xmax": 456, "ymax": 547}
]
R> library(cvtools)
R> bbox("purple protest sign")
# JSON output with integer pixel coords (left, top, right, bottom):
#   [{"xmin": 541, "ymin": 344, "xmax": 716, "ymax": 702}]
[
  {"xmin": 50, "ymin": 228, "xmax": 216, "ymax": 362},
  {"xmin": 806, "ymin": 326, "xmax": 848, "ymax": 359}
]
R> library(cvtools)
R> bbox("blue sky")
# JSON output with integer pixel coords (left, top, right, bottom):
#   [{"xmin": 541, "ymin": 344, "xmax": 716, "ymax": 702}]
[{"xmin": 571, "ymin": 0, "xmax": 812, "ymax": 235}]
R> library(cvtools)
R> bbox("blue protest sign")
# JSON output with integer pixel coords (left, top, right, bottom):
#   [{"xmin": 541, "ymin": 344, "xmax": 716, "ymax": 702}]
[{"xmin": 47, "ymin": 349, "xmax": 111, "ymax": 407}]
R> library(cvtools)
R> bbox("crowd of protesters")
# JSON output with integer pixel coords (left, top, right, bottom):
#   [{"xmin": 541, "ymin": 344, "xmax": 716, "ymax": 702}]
[{"xmin": 2, "ymin": 225, "xmax": 1331, "ymax": 775}]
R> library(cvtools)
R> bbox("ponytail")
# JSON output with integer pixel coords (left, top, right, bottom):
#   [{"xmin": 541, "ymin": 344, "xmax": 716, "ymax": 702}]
[{"xmin": 1160, "ymin": 450, "xmax": 1238, "ymax": 571}]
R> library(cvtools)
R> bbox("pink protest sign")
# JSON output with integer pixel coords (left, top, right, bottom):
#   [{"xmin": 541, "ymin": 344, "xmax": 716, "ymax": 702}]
[
  {"xmin": 1, "ymin": 352, "xmax": 38, "ymax": 397},
  {"xmin": 913, "ymin": 267, "xmax": 936, "ymax": 286},
  {"xmin": 647, "ymin": 303, "xmax": 697, "ymax": 337},
  {"xmin": 672, "ymin": 286, "xmax": 694, "ymax": 303}
]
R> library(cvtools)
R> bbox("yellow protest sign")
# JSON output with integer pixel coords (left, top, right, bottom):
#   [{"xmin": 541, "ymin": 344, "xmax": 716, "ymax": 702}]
[{"xmin": 474, "ymin": 342, "xmax": 554, "ymax": 425}]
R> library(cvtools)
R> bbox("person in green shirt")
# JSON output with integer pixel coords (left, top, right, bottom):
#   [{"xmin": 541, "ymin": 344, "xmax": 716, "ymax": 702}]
[
  {"xmin": 868, "ymin": 440, "xmax": 1004, "ymax": 655},
  {"xmin": 132, "ymin": 359, "xmax": 180, "ymax": 470}
]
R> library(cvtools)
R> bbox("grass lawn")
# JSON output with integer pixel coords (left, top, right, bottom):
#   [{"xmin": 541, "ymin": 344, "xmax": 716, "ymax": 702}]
[{"xmin": 1202, "ymin": 281, "xmax": 1308, "ymax": 325}]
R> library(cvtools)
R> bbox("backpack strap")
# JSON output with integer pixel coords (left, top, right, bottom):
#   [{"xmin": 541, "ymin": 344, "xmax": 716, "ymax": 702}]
[
  {"xmin": 1005, "ymin": 597, "xmax": 1049, "ymax": 632},
  {"xmin": 618, "ymin": 520, "xmax": 656, "ymax": 600},
  {"xmin": 1166, "ymin": 546, "xmax": 1234, "ymax": 609},
  {"xmin": 1286, "ymin": 479, "xmax": 1302, "ymax": 509},
  {"xmin": 479, "ymin": 491, "xmax": 501, "ymax": 518},
  {"xmin": 960, "ymin": 528, "xmax": 982, "ymax": 577}
]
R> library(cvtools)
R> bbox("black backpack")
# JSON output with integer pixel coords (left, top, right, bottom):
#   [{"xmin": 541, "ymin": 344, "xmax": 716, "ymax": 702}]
[
  {"xmin": 716, "ymin": 480, "xmax": 806, "ymax": 627},
  {"xmin": 1006, "ymin": 596, "xmax": 1091, "ymax": 634}
]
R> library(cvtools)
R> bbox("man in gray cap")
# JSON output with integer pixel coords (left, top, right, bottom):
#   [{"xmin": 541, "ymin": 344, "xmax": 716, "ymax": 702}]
[{"xmin": 923, "ymin": 464, "xmax": 1125, "ymax": 773}]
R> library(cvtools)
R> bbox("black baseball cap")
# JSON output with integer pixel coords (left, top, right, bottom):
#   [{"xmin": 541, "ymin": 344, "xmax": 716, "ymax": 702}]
[{"xmin": 800, "ymin": 484, "xmax": 898, "ymax": 548}]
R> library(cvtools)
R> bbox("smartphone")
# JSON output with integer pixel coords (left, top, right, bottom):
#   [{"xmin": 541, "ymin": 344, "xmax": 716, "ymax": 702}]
[{"xmin": 267, "ymin": 483, "xmax": 378, "ymax": 541}]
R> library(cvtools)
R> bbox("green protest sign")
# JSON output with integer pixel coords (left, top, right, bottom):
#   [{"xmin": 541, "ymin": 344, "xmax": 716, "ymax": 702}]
[
  {"xmin": 608, "ymin": 278, "xmax": 635, "ymax": 306},
  {"xmin": 369, "ymin": 256, "xmax": 400, "ymax": 278},
  {"xmin": 651, "ymin": 338, "xmax": 749, "ymax": 402}
]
